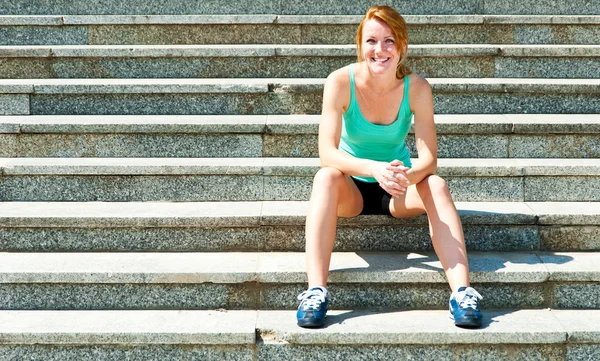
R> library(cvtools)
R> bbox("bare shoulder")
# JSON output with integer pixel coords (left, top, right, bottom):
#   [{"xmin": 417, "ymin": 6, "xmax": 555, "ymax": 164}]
[
  {"xmin": 323, "ymin": 65, "xmax": 352, "ymax": 111},
  {"xmin": 408, "ymin": 73, "xmax": 432, "ymax": 96},
  {"xmin": 326, "ymin": 65, "xmax": 351, "ymax": 92},
  {"xmin": 407, "ymin": 73, "xmax": 433, "ymax": 112}
]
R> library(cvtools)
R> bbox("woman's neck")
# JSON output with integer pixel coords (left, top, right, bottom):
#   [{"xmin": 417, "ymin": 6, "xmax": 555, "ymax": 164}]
[{"xmin": 358, "ymin": 62, "xmax": 401, "ymax": 95}]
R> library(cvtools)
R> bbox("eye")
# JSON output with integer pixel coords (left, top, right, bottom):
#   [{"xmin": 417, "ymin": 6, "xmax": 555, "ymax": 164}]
[
  {"xmin": 366, "ymin": 39, "xmax": 376, "ymax": 44},
  {"xmin": 386, "ymin": 39, "xmax": 395, "ymax": 43}
]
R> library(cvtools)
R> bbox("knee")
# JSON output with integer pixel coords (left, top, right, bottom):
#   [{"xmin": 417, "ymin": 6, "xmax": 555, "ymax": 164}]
[
  {"xmin": 313, "ymin": 167, "xmax": 346, "ymax": 188},
  {"xmin": 418, "ymin": 175, "xmax": 451, "ymax": 199}
]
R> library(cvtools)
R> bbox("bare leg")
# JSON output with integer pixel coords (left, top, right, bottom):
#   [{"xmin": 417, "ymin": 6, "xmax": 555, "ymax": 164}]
[
  {"xmin": 305, "ymin": 167, "xmax": 363, "ymax": 288},
  {"xmin": 390, "ymin": 175, "xmax": 469, "ymax": 292}
]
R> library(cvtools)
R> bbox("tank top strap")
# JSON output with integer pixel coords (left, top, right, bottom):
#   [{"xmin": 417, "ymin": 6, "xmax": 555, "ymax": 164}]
[
  {"xmin": 348, "ymin": 63, "xmax": 356, "ymax": 101},
  {"xmin": 402, "ymin": 75, "xmax": 410, "ymax": 113}
]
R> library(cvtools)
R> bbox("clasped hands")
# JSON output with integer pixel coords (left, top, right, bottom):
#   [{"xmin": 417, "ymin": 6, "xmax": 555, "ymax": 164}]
[{"xmin": 372, "ymin": 159, "xmax": 410, "ymax": 198}]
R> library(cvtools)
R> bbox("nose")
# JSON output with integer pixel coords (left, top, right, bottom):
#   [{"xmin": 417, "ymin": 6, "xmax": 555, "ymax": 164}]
[{"xmin": 375, "ymin": 41, "xmax": 383, "ymax": 52}]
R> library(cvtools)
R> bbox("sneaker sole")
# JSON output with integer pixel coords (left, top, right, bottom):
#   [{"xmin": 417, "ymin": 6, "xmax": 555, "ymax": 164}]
[
  {"xmin": 454, "ymin": 316, "xmax": 482, "ymax": 328},
  {"xmin": 297, "ymin": 318, "xmax": 326, "ymax": 328}
]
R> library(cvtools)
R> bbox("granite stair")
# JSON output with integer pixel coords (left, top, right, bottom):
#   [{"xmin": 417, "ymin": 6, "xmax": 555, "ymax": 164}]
[{"xmin": 0, "ymin": 0, "xmax": 599, "ymax": 359}]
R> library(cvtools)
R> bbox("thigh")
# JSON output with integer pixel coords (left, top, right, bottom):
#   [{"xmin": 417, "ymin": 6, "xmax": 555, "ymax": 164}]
[
  {"xmin": 389, "ymin": 184, "xmax": 427, "ymax": 218},
  {"xmin": 336, "ymin": 175, "xmax": 364, "ymax": 217}
]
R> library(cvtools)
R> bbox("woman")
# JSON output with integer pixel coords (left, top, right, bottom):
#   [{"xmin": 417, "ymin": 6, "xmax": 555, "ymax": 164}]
[{"xmin": 296, "ymin": 5, "xmax": 483, "ymax": 328}]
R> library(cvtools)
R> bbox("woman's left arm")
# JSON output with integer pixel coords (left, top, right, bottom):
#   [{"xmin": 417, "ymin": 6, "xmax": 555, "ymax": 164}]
[{"xmin": 405, "ymin": 75, "xmax": 437, "ymax": 185}]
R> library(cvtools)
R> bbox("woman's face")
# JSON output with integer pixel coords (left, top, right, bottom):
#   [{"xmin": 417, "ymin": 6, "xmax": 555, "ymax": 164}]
[{"xmin": 361, "ymin": 18, "xmax": 399, "ymax": 75}]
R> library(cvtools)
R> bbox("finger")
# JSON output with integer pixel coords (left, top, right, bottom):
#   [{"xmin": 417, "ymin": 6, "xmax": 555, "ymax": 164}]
[
  {"xmin": 392, "ymin": 173, "xmax": 409, "ymax": 185},
  {"xmin": 386, "ymin": 165, "xmax": 408, "ymax": 174}
]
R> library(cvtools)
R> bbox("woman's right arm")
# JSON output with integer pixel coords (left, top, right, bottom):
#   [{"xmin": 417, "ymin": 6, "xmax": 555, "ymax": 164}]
[{"xmin": 318, "ymin": 70, "xmax": 379, "ymax": 177}]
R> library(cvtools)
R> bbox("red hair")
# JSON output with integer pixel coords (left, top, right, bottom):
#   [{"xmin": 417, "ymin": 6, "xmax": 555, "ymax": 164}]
[{"xmin": 356, "ymin": 5, "xmax": 411, "ymax": 79}]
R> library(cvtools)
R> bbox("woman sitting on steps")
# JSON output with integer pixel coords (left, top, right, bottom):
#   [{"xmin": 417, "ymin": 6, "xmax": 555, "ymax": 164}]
[{"xmin": 296, "ymin": 5, "xmax": 483, "ymax": 329}]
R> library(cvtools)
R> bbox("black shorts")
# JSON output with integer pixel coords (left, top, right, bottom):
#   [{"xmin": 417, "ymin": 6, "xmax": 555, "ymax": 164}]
[{"xmin": 351, "ymin": 177, "xmax": 392, "ymax": 216}]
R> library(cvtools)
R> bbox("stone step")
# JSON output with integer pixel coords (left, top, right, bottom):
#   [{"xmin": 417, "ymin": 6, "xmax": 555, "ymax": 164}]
[
  {"xmin": 1, "ymin": 114, "xmax": 598, "ymax": 158},
  {"xmin": 0, "ymin": 201, "xmax": 597, "ymax": 252},
  {"xmin": 0, "ymin": 158, "xmax": 598, "ymax": 202},
  {"xmin": 0, "ymin": 251, "xmax": 597, "ymax": 310},
  {"xmin": 0, "ymin": 309, "xmax": 598, "ymax": 360},
  {"xmin": 2, "ymin": 44, "xmax": 600, "ymax": 78},
  {"xmin": 2, "ymin": 1, "xmax": 599, "ymax": 15},
  {"xmin": 2, "ymin": 15, "xmax": 600, "ymax": 45},
  {"xmin": 2, "ymin": 78, "xmax": 600, "ymax": 115}
]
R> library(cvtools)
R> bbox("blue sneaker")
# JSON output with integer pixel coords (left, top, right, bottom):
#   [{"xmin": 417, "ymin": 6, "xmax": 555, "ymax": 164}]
[
  {"xmin": 296, "ymin": 286, "xmax": 329, "ymax": 328},
  {"xmin": 449, "ymin": 286, "xmax": 483, "ymax": 328}
]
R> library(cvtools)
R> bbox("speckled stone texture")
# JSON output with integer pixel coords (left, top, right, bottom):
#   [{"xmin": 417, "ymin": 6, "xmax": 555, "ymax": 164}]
[
  {"xmin": 413, "ymin": 134, "xmax": 512, "ymax": 158},
  {"xmin": 267, "ymin": 283, "xmax": 546, "ymax": 309},
  {"xmin": 0, "ymin": 0, "xmax": 279, "ymax": 15},
  {"xmin": 409, "ymin": 24, "xmax": 513, "ymax": 44},
  {"xmin": 0, "ymin": 284, "xmax": 258, "ymax": 310},
  {"xmin": 509, "ymin": 135, "xmax": 600, "ymax": 158},
  {"xmin": 496, "ymin": 58, "xmax": 600, "ymax": 78},
  {"xmin": 433, "ymin": 93, "xmax": 600, "ymax": 114},
  {"xmin": 35, "ymin": 57, "xmax": 350, "ymax": 79},
  {"xmin": 511, "ymin": 25, "xmax": 600, "ymax": 45},
  {"xmin": 484, "ymin": 0, "xmax": 600, "ymax": 14},
  {"xmin": 410, "ymin": 57, "xmax": 495, "ymax": 78},
  {"xmin": 12, "ymin": 133, "xmax": 263, "ymax": 158},
  {"xmin": 6, "ymin": 0, "xmax": 599, "ymax": 15},
  {"xmin": 0, "ymin": 26, "xmax": 87, "ymax": 45},
  {"xmin": 263, "ymin": 134, "xmax": 318, "ymax": 158},
  {"xmin": 258, "ymin": 344, "xmax": 564, "ymax": 361},
  {"xmin": 553, "ymin": 284, "xmax": 600, "ymax": 309},
  {"xmin": 0, "ymin": 227, "xmax": 272, "ymax": 252},
  {"xmin": 0, "ymin": 175, "xmax": 265, "ymax": 201},
  {"xmin": 568, "ymin": 345, "xmax": 600, "ymax": 361},
  {"xmin": 0, "ymin": 95, "xmax": 29, "ymax": 115},
  {"xmin": 463, "ymin": 226, "xmax": 540, "ymax": 251},
  {"xmin": 6, "ymin": 52, "xmax": 600, "ymax": 80},
  {"xmin": 540, "ymin": 226, "xmax": 600, "ymax": 251},
  {"xmin": 0, "ymin": 282, "xmax": 551, "ymax": 310},
  {"xmin": 278, "ymin": 0, "xmax": 483, "ymax": 15},
  {"xmin": 262, "ymin": 176, "xmax": 312, "ymax": 201},
  {"xmin": 82, "ymin": 24, "xmax": 600, "ymax": 45},
  {"xmin": 30, "ymin": 93, "xmax": 322, "ymax": 115},
  {"xmin": 0, "ymin": 135, "xmax": 18, "ymax": 157},
  {"xmin": 0, "ymin": 59, "xmax": 52, "ymax": 79},
  {"xmin": 0, "ymin": 345, "xmax": 253, "ymax": 361},
  {"xmin": 89, "ymin": 24, "xmax": 303, "ymax": 45},
  {"xmin": 446, "ymin": 177, "xmax": 523, "ymax": 201},
  {"xmin": 0, "ymin": 223, "xmax": 542, "ymax": 252},
  {"xmin": 221, "ymin": 133, "xmax": 599, "ymax": 159},
  {"xmin": 525, "ymin": 177, "xmax": 600, "ymax": 202}
]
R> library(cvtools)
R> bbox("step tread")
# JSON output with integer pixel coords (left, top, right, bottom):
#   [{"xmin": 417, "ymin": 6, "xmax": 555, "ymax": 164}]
[
  {"xmin": 0, "ymin": 201, "xmax": 597, "ymax": 227},
  {"xmin": 2, "ymin": 14, "xmax": 600, "ymax": 26},
  {"xmin": 1, "ymin": 157, "xmax": 599, "ymax": 176},
  {"xmin": 0, "ymin": 310, "xmax": 255, "ymax": 345},
  {"xmin": 3, "ymin": 44, "xmax": 600, "ymax": 57},
  {"xmin": 2, "ymin": 78, "xmax": 600, "ymax": 94},
  {"xmin": 0, "ymin": 251, "xmax": 595, "ymax": 284},
  {"xmin": 1, "ymin": 114, "xmax": 599, "ymax": 134},
  {"xmin": 0, "ymin": 309, "xmax": 597, "ymax": 345},
  {"xmin": 257, "ymin": 309, "xmax": 600, "ymax": 345}
]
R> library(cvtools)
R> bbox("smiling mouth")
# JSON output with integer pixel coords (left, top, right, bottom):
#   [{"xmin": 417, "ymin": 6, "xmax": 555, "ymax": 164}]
[{"xmin": 371, "ymin": 57, "xmax": 390, "ymax": 63}]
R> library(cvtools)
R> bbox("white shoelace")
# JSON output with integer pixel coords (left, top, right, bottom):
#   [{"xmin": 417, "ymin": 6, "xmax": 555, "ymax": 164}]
[
  {"xmin": 457, "ymin": 287, "xmax": 483, "ymax": 309},
  {"xmin": 297, "ymin": 288, "xmax": 327, "ymax": 310}
]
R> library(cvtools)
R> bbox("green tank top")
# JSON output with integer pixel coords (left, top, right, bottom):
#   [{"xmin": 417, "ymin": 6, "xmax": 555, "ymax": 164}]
[{"xmin": 339, "ymin": 63, "xmax": 413, "ymax": 183}]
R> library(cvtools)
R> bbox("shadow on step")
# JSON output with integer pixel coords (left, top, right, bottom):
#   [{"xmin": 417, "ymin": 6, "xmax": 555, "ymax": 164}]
[
  {"xmin": 330, "ymin": 252, "xmax": 574, "ymax": 276},
  {"xmin": 324, "ymin": 309, "xmax": 526, "ymax": 330}
]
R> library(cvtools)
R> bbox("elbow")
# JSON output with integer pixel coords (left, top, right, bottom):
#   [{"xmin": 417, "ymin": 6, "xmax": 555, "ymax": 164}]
[
  {"xmin": 318, "ymin": 146, "xmax": 338, "ymax": 168},
  {"xmin": 429, "ymin": 158, "xmax": 437, "ymax": 175},
  {"xmin": 319, "ymin": 156, "xmax": 336, "ymax": 169}
]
